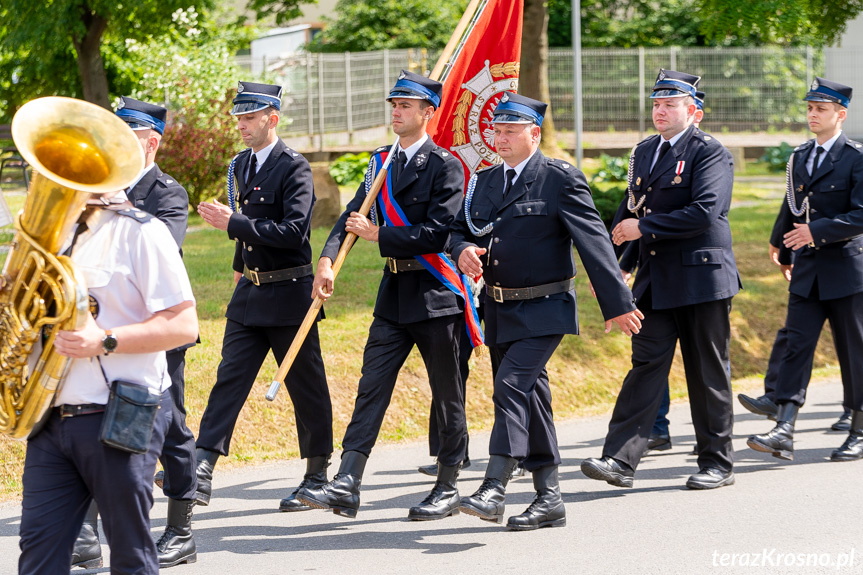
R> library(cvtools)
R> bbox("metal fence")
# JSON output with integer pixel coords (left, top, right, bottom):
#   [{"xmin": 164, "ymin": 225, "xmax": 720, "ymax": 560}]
[{"xmin": 237, "ymin": 46, "xmax": 822, "ymax": 144}]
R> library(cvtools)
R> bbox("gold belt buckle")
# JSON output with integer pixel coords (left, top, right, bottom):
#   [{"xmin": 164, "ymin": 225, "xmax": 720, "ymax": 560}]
[
  {"xmin": 387, "ymin": 258, "xmax": 398, "ymax": 273},
  {"xmin": 248, "ymin": 269, "xmax": 261, "ymax": 286},
  {"xmin": 492, "ymin": 286, "xmax": 504, "ymax": 303}
]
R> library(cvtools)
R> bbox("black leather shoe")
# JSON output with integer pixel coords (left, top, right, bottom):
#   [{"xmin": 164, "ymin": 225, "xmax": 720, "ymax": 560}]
[
  {"xmin": 157, "ymin": 499, "xmax": 197, "ymax": 568},
  {"xmin": 746, "ymin": 403, "xmax": 798, "ymax": 460},
  {"xmin": 580, "ymin": 456, "xmax": 634, "ymax": 488},
  {"xmin": 408, "ymin": 464, "xmax": 460, "ymax": 520},
  {"xmin": 506, "ymin": 466, "xmax": 566, "ymax": 531},
  {"xmin": 643, "ymin": 434, "xmax": 671, "ymax": 455},
  {"xmin": 458, "ymin": 455, "xmax": 518, "ymax": 523},
  {"xmin": 738, "ymin": 394, "xmax": 778, "ymax": 420},
  {"xmin": 831, "ymin": 412, "xmax": 852, "ymax": 432},
  {"xmin": 154, "ymin": 469, "xmax": 165, "ymax": 489},
  {"xmin": 418, "ymin": 458, "xmax": 471, "ymax": 476},
  {"xmin": 71, "ymin": 502, "xmax": 102, "ymax": 569},
  {"xmin": 194, "ymin": 448, "xmax": 220, "ymax": 506},
  {"xmin": 831, "ymin": 411, "xmax": 863, "ymax": 462},
  {"xmin": 280, "ymin": 455, "xmax": 330, "ymax": 512},
  {"xmin": 297, "ymin": 451, "xmax": 367, "ymax": 518},
  {"xmin": 686, "ymin": 467, "xmax": 735, "ymax": 490}
]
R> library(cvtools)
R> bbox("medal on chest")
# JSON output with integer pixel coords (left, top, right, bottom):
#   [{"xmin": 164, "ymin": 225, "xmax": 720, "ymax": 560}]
[{"xmin": 672, "ymin": 161, "xmax": 685, "ymax": 184}]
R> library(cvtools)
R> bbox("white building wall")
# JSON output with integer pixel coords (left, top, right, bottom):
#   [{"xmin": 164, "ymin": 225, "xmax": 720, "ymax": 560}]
[{"xmin": 827, "ymin": 14, "xmax": 863, "ymax": 139}]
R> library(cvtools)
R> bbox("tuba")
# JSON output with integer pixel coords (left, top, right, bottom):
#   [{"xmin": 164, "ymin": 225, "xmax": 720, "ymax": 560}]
[{"xmin": 0, "ymin": 97, "xmax": 143, "ymax": 439}]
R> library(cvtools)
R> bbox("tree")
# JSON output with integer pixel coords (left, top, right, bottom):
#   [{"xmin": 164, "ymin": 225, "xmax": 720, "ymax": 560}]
[
  {"xmin": 305, "ymin": 0, "xmax": 468, "ymax": 53},
  {"xmin": 0, "ymin": 0, "xmax": 214, "ymax": 112},
  {"xmin": 246, "ymin": 0, "xmax": 310, "ymax": 26}
]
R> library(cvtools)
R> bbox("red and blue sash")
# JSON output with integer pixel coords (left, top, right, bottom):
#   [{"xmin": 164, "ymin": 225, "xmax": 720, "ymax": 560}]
[{"xmin": 372, "ymin": 151, "xmax": 484, "ymax": 348}]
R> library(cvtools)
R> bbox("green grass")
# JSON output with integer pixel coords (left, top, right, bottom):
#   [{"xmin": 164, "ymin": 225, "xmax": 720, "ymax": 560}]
[{"xmin": 0, "ymin": 178, "xmax": 843, "ymax": 500}]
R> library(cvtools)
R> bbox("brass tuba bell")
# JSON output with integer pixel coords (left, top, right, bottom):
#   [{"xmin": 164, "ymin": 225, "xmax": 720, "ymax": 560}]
[{"xmin": 0, "ymin": 97, "xmax": 144, "ymax": 439}]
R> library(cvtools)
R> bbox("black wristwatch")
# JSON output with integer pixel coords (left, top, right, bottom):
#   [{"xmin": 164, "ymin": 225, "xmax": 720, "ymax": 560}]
[{"xmin": 101, "ymin": 330, "xmax": 118, "ymax": 355}]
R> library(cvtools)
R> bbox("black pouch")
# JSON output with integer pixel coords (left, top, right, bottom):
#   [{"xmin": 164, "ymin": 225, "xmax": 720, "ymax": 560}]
[{"xmin": 98, "ymin": 380, "xmax": 160, "ymax": 454}]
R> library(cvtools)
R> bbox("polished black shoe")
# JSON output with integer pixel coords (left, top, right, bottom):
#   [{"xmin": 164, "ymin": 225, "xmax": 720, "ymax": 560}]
[
  {"xmin": 280, "ymin": 455, "xmax": 330, "ymax": 512},
  {"xmin": 746, "ymin": 403, "xmax": 798, "ymax": 460},
  {"xmin": 831, "ymin": 412, "xmax": 852, "ymax": 432},
  {"xmin": 580, "ymin": 456, "xmax": 634, "ymax": 488},
  {"xmin": 418, "ymin": 458, "xmax": 471, "ymax": 477},
  {"xmin": 831, "ymin": 411, "xmax": 863, "ymax": 462},
  {"xmin": 507, "ymin": 466, "xmax": 566, "ymax": 531},
  {"xmin": 154, "ymin": 469, "xmax": 165, "ymax": 489},
  {"xmin": 194, "ymin": 448, "xmax": 220, "ymax": 506},
  {"xmin": 157, "ymin": 498, "xmax": 197, "ymax": 568},
  {"xmin": 297, "ymin": 451, "xmax": 367, "ymax": 518},
  {"xmin": 458, "ymin": 455, "xmax": 518, "ymax": 524},
  {"xmin": 643, "ymin": 434, "xmax": 672, "ymax": 455},
  {"xmin": 71, "ymin": 502, "xmax": 102, "ymax": 569},
  {"xmin": 408, "ymin": 464, "xmax": 460, "ymax": 520},
  {"xmin": 685, "ymin": 467, "xmax": 735, "ymax": 490},
  {"xmin": 738, "ymin": 393, "xmax": 778, "ymax": 420}
]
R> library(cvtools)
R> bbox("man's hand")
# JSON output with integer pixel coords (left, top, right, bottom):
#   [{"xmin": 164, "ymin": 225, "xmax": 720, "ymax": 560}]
[
  {"xmin": 605, "ymin": 308, "xmax": 645, "ymax": 336},
  {"xmin": 780, "ymin": 264, "xmax": 793, "ymax": 282},
  {"xmin": 345, "ymin": 212, "xmax": 380, "ymax": 242},
  {"xmin": 783, "ymin": 223, "xmax": 814, "ymax": 251},
  {"xmin": 589, "ymin": 269, "xmax": 632, "ymax": 298},
  {"xmin": 54, "ymin": 313, "xmax": 104, "ymax": 358},
  {"xmin": 612, "ymin": 219, "xmax": 642, "ymax": 245},
  {"xmin": 768, "ymin": 243, "xmax": 781, "ymax": 266},
  {"xmin": 197, "ymin": 199, "xmax": 233, "ymax": 231},
  {"xmin": 458, "ymin": 246, "xmax": 487, "ymax": 278},
  {"xmin": 234, "ymin": 271, "xmax": 242, "ymax": 285},
  {"xmin": 312, "ymin": 258, "xmax": 335, "ymax": 300}
]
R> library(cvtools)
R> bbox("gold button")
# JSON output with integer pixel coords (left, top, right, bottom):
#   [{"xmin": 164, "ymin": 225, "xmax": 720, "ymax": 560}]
[
  {"xmin": 703, "ymin": 257, "xmax": 708, "ymax": 262},
  {"xmin": 475, "ymin": 211, "xmax": 480, "ymax": 216},
  {"xmin": 259, "ymin": 197, "xmax": 265, "ymax": 201},
  {"xmin": 244, "ymin": 199, "xmax": 249, "ymax": 204},
  {"xmin": 821, "ymin": 239, "xmax": 826, "ymax": 243},
  {"xmin": 650, "ymin": 250, "xmax": 656, "ymax": 256},
  {"xmin": 255, "ymin": 267, "xmax": 260, "ymax": 271},
  {"xmin": 647, "ymin": 187, "xmax": 652, "ymax": 192},
  {"xmin": 651, "ymin": 234, "xmax": 656, "ymax": 239},
  {"xmin": 247, "ymin": 246, "xmax": 253, "ymax": 251}
]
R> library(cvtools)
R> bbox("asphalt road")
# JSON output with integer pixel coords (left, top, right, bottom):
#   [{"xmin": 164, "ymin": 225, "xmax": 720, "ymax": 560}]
[{"xmin": 1, "ymin": 379, "xmax": 860, "ymax": 575}]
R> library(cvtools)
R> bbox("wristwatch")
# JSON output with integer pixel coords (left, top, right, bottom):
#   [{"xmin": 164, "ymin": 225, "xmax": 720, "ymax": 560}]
[{"xmin": 101, "ymin": 330, "xmax": 118, "ymax": 355}]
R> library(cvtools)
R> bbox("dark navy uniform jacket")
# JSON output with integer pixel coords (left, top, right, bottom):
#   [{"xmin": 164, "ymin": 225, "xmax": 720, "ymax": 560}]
[
  {"xmin": 615, "ymin": 125, "xmax": 740, "ymax": 309},
  {"xmin": 126, "ymin": 163, "xmax": 188, "ymax": 250},
  {"xmin": 226, "ymin": 138, "xmax": 317, "ymax": 327},
  {"xmin": 771, "ymin": 133, "xmax": 863, "ymax": 300},
  {"xmin": 321, "ymin": 137, "xmax": 465, "ymax": 325},
  {"xmin": 450, "ymin": 151, "xmax": 636, "ymax": 346}
]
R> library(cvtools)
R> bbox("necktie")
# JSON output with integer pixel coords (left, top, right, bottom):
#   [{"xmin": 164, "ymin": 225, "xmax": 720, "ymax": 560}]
[
  {"xmin": 246, "ymin": 153, "xmax": 257, "ymax": 186},
  {"xmin": 393, "ymin": 151, "xmax": 407, "ymax": 185},
  {"xmin": 810, "ymin": 146, "xmax": 825, "ymax": 176},
  {"xmin": 651, "ymin": 141, "xmax": 671, "ymax": 174},
  {"xmin": 503, "ymin": 169, "xmax": 516, "ymax": 197},
  {"xmin": 63, "ymin": 220, "xmax": 89, "ymax": 256}
]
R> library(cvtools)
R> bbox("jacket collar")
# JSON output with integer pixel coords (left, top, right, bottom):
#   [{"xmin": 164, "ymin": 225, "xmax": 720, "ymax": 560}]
[
  {"xmin": 392, "ymin": 137, "xmax": 435, "ymax": 195},
  {"xmin": 127, "ymin": 163, "xmax": 161, "ymax": 204},
  {"xmin": 645, "ymin": 124, "xmax": 696, "ymax": 188},
  {"xmin": 241, "ymin": 138, "xmax": 287, "ymax": 194},
  {"xmin": 809, "ymin": 131, "xmax": 846, "ymax": 186},
  {"xmin": 499, "ymin": 149, "xmax": 543, "ymax": 210}
]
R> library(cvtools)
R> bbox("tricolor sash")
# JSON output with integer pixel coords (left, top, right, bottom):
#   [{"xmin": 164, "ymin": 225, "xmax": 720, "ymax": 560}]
[{"xmin": 369, "ymin": 150, "xmax": 484, "ymax": 348}]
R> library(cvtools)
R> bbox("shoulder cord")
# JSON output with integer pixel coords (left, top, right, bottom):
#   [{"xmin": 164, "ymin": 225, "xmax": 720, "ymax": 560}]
[
  {"xmin": 364, "ymin": 154, "xmax": 379, "ymax": 226},
  {"xmin": 226, "ymin": 152, "xmax": 244, "ymax": 213},
  {"xmin": 464, "ymin": 172, "xmax": 494, "ymax": 237},
  {"xmin": 785, "ymin": 153, "xmax": 809, "ymax": 219},
  {"xmin": 625, "ymin": 144, "xmax": 645, "ymax": 216}
]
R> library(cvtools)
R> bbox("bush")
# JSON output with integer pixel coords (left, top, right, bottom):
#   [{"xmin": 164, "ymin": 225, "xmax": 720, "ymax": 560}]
[
  {"xmin": 590, "ymin": 153, "xmax": 629, "ymax": 184},
  {"xmin": 590, "ymin": 182, "xmax": 627, "ymax": 229},
  {"xmin": 760, "ymin": 142, "xmax": 795, "ymax": 173},
  {"xmin": 330, "ymin": 152, "xmax": 371, "ymax": 187}
]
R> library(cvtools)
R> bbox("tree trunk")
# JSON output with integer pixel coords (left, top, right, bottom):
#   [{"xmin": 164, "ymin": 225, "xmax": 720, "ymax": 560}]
[
  {"xmin": 71, "ymin": 10, "xmax": 110, "ymax": 109},
  {"xmin": 520, "ymin": 0, "xmax": 572, "ymax": 160}
]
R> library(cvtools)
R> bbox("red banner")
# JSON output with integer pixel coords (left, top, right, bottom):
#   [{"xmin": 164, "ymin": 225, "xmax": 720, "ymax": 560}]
[{"xmin": 428, "ymin": 0, "xmax": 524, "ymax": 180}]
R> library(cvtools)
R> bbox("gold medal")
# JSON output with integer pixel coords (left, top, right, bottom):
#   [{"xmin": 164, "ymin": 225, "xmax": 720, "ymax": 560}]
[{"xmin": 673, "ymin": 175, "xmax": 682, "ymax": 184}]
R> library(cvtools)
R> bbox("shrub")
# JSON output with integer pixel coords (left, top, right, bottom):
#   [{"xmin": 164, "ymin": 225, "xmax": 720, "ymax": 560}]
[
  {"xmin": 760, "ymin": 142, "xmax": 795, "ymax": 173},
  {"xmin": 590, "ymin": 182, "xmax": 627, "ymax": 229},
  {"xmin": 590, "ymin": 153, "xmax": 629, "ymax": 184},
  {"xmin": 330, "ymin": 152, "xmax": 371, "ymax": 187}
]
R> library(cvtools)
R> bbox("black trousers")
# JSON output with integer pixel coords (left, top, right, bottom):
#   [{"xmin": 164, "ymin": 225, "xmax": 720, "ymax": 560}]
[
  {"xmin": 775, "ymin": 290, "xmax": 863, "ymax": 410},
  {"xmin": 197, "ymin": 319, "xmax": 333, "ymax": 458},
  {"xmin": 488, "ymin": 334, "xmax": 564, "ymax": 472},
  {"xmin": 763, "ymin": 327, "xmax": 790, "ymax": 400},
  {"xmin": 159, "ymin": 348, "xmax": 198, "ymax": 500},
  {"xmin": 602, "ymin": 297, "xmax": 734, "ymax": 473},
  {"xmin": 19, "ymin": 392, "xmax": 170, "ymax": 575},
  {"xmin": 342, "ymin": 314, "xmax": 467, "ymax": 467}
]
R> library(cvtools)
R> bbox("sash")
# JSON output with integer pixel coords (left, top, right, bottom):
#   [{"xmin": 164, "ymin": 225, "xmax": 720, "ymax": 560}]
[{"xmin": 370, "ymin": 151, "xmax": 484, "ymax": 348}]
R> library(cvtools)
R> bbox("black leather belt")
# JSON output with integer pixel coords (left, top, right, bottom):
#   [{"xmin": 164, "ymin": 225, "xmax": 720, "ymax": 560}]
[
  {"xmin": 243, "ymin": 264, "xmax": 313, "ymax": 286},
  {"xmin": 386, "ymin": 258, "xmax": 424, "ymax": 273},
  {"xmin": 54, "ymin": 403, "xmax": 106, "ymax": 418},
  {"xmin": 486, "ymin": 278, "xmax": 576, "ymax": 303}
]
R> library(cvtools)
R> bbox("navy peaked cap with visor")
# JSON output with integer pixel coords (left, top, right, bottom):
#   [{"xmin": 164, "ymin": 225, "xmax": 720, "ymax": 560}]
[
  {"xmin": 231, "ymin": 81, "xmax": 282, "ymax": 116},
  {"xmin": 695, "ymin": 91, "xmax": 705, "ymax": 111},
  {"xmin": 116, "ymin": 96, "xmax": 167, "ymax": 135},
  {"xmin": 387, "ymin": 70, "xmax": 443, "ymax": 108},
  {"xmin": 492, "ymin": 92, "xmax": 547, "ymax": 126},
  {"xmin": 804, "ymin": 77, "xmax": 852, "ymax": 108},
  {"xmin": 650, "ymin": 69, "xmax": 700, "ymax": 99}
]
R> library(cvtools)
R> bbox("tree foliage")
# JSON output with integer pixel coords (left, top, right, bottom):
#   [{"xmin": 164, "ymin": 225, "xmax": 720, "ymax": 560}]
[
  {"xmin": 305, "ymin": 0, "xmax": 468, "ymax": 52},
  {"xmin": 246, "ymin": 0, "xmax": 310, "ymax": 26}
]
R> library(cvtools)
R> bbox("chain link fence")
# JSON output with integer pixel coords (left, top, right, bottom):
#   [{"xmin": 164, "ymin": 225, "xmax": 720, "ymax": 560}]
[{"xmin": 237, "ymin": 46, "xmax": 822, "ymax": 146}]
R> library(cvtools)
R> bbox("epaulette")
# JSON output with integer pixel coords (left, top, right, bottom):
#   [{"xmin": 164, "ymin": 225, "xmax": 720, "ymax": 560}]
[
  {"xmin": 431, "ymin": 146, "xmax": 454, "ymax": 160},
  {"xmin": 157, "ymin": 173, "xmax": 178, "ymax": 187},
  {"xmin": 371, "ymin": 145, "xmax": 390, "ymax": 156},
  {"xmin": 634, "ymin": 134, "xmax": 657, "ymax": 150},
  {"xmin": 116, "ymin": 208, "xmax": 154, "ymax": 223},
  {"xmin": 846, "ymin": 139, "xmax": 863, "ymax": 150},
  {"xmin": 547, "ymin": 157, "xmax": 575, "ymax": 171},
  {"xmin": 692, "ymin": 129, "xmax": 720, "ymax": 145},
  {"xmin": 475, "ymin": 163, "xmax": 497, "ymax": 174},
  {"xmin": 794, "ymin": 139, "xmax": 814, "ymax": 152},
  {"xmin": 282, "ymin": 146, "xmax": 303, "ymax": 159}
]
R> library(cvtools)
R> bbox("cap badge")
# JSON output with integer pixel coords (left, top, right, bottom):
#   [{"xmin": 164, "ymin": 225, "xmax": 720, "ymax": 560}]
[
  {"xmin": 501, "ymin": 92, "xmax": 510, "ymax": 103},
  {"xmin": 811, "ymin": 79, "xmax": 819, "ymax": 90},
  {"xmin": 658, "ymin": 70, "xmax": 666, "ymax": 81},
  {"xmin": 398, "ymin": 71, "xmax": 406, "ymax": 80},
  {"xmin": 237, "ymin": 82, "xmax": 244, "ymax": 93},
  {"xmin": 117, "ymin": 99, "xmax": 125, "ymax": 110}
]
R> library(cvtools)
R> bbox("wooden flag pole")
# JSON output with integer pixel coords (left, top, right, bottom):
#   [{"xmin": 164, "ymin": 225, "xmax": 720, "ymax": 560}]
[{"xmin": 266, "ymin": 0, "xmax": 485, "ymax": 401}]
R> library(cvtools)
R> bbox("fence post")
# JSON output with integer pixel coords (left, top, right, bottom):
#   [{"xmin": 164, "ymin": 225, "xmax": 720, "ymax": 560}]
[
  {"xmin": 638, "ymin": 47, "xmax": 645, "ymax": 140},
  {"xmin": 306, "ymin": 52, "xmax": 314, "ymax": 149},
  {"xmin": 345, "ymin": 52, "xmax": 354, "ymax": 145},
  {"xmin": 383, "ymin": 49, "xmax": 391, "ymax": 129},
  {"xmin": 670, "ymin": 46, "xmax": 677, "ymax": 71},
  {"xmin": 318, "ymin": 52, "xmax": 325, "ymax": 152}
]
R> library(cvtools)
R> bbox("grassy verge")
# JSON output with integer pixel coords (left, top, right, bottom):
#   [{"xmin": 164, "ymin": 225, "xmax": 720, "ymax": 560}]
[{"xmin": 0, "ymin": 177, "xmax": 841, "ymax": 500}]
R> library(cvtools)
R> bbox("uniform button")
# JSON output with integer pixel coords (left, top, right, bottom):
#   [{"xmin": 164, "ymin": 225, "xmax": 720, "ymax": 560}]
[
  {"xmin": 494, "ymin": 237, "xmax": 500, "ymax": 243},
  {"xmin": 247, "ymin": 246, "xmax": 253, "ymax": 251},
  {"xmin": 496, "ymin": 217, "xmax": 502, "ymax": 222},
  {"xmin": 821, "ymin": 238, "xmax": 827, "ymax": 243},
  {"xmin": 703, "ymin": 257, "xmax": 708, "ymax": 262},
  {"xmin": 650, "ymin": 250, "xmax": 656, "ymax": 256},
  {"xmin": 493, "ymin": 259, "xmax": 499, "ymax": 266},
  {"xmin": 495, "ymin": 282, "xmax": 501, "ymax": 286},
  {"xmin": 527, "ymin": 207, "xmax": 532, "ymax": 213},
  {"xmin": 259, "ymin": 196, "xmax": 265, "ymax": 201},
  {"xmin": 808, "ymin": 192, "xmax": 813, "ymax": 196},
  {"xmin": 831, "ymin": 185, "xmax": 835, "ymax": 189},
  {"xmin": 244, "ymin": 199, "xmax": 249, "ymax": 204},
  {"xmin": 651, "ymin": 234, "xmax": 656, "ymax": 239},
  {"xmin": 475, "ymin": 211, "xmax": 480, "ymax": 216},
  {"xmin": 413, "ymin": 197, "xmax": 418, "ymax": 201},
  {"xmin": 647, "ymin": 187, "xmax": 652, "ymax": 192},
  {"xmin": 255, "ymin": 267, "xmax": 260, "ymax": 271}
]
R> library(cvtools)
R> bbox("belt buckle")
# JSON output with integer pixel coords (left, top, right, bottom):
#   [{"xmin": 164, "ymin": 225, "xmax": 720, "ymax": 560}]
[
  {"xmin": 492, "ymin": 286, "xmax": 504, "ymax": 303},
  {"xmin": 387, "ymin": 258, "xmax": 398, "ymax": 274},
  {"xmin": 248, "ymin": 269, "xmax": 261, "ymax": 286}
]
